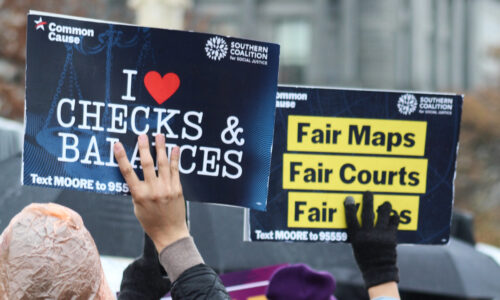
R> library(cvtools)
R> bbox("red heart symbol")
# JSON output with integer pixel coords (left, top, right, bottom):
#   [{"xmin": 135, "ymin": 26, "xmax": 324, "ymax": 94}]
[{"xmin": 144, "ymin": 71, "xmax": 180, "ymax": 104}]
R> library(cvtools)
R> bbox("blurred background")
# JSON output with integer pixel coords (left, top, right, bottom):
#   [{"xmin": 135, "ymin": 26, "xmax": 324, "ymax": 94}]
[
  {"xmin": 1, "ymin": 1, "xmax": 500, "ymax": 298},
  {"xmin": 0, "ymin": 0, "xmax": 499, "ymax": 246}
]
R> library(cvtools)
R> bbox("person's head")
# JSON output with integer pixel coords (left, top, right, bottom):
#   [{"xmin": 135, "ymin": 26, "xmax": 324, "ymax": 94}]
[
  {"xmin": 266, "ymin": 264, "xmax": 337, "ymax": 300},
  {"xmin": 0, "ymin": 203, "xmax": 113, "ymax": 299}
]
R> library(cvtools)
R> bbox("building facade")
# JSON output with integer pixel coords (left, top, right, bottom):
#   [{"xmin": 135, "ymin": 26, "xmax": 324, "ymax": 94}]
[{"xmin": 185, "ymin": 0, "xmax": 475, "ymax": 92}]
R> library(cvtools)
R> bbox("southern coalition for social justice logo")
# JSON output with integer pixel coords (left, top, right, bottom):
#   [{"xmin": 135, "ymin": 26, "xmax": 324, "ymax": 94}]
[
  {"xmin": 397, "ymin": 93, "xmax": 418, "ymax": 115},
  {"xmin": 205, "ymin": 36, "xmax": 228, "ymax": 61}
]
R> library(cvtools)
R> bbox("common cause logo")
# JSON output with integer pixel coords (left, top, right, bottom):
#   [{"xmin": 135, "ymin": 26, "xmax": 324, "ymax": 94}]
[
  {"xmin": 205, "ymin": 36, "xmax": 228, "ymax": 61},
  {"xmin": 397, "ymin": 93, "xmax": 418, "ymax": 115},
  {"xmin": 34, "ymin": 17, "xmax": 47, "ymax": 31}
]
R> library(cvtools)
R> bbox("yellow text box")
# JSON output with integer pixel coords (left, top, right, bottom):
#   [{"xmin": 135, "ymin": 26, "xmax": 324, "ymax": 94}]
[
  {"xmin": 287, "ymin": 192, "xmax": 419, "ymax": 231},
  {"xmin": 287, "ymin": 115, "xmax": 427, "ymax": 156},
  {"xmin": 283, "ymin": 153, "xmax": 428, "ymax": 194}
]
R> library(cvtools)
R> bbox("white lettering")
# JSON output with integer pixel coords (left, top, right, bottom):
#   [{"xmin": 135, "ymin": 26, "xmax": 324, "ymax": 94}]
[
  {"xmin": 179, "ymin": 145, "xmax": 197, "ymax": 174},
  {"xmin": 77, "ymin": 100, "xmax": 104, "ymax": 131},
  {"xmin": 122, "ymin": 69, "xmax": 137, "ymax": 101},
  {"xmin": 182, "ymin": 111, "xmax": 203, "ymax": 141},
  {"xmin": 197, "ymin": 146, "xmax": 220, "ymax": 176},
  {"xmin": 58, "ymin": 132, "xmax": 79, "ymax": 162},
  {"xmin": 57, "ymin": 98, "xmax": 75, "ymax": 127},
  {"xmin": 81, "ymin": 135, "xmax": 104, "ymax": 165},
  {"xmin": 108, "ymin": 103, "xmax": 128, "ymax": 134},
  {"xmin": 222, "ymin": 150, "xmax": 242, "ymax": 179},
  {"xmin": 154, "ymin": 108, "xmax": 180, "ymax": 138},
  {"xmin": 131, "ymin": 106, "xmax": 150, "ymax": 135}
]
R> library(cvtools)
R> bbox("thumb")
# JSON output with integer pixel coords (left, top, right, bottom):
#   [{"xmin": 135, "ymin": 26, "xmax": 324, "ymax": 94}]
[{"xmin": 344, "ymin": 196, "xmax": 360, "ymax": 233}]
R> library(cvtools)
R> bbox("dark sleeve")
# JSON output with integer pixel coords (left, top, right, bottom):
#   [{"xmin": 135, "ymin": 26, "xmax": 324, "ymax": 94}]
[
  {"xmin": 158, "ymin": 237, "xmax": 230, "ymax": 300},
  {"xmin": 118, "ymin": 234, "xmax": 171, "ymax": 300},
  {"xmin": 170, "ymin": 264, "xmax": 230, "ymax": 300}
]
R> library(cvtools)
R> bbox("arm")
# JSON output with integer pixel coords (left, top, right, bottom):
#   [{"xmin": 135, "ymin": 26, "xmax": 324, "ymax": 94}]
[
  {"xmin": 114, "ymin": 134, "xmax": 230, "ymax": 299},
  {"xmin": 368, "ymin": 282, "xmax": 400, "ymax": 299},
  {"xmin": 344, "ymin": 192, "xmax": 401, "ymax": 300}
]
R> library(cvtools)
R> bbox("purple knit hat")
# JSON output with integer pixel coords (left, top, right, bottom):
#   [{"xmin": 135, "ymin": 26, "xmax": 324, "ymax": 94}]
[{"xmin": 266, "ymin": 264, "xmax": 337, "ymax": 300}]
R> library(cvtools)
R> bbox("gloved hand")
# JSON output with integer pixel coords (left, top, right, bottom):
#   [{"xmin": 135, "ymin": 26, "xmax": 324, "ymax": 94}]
[
  {"xmin": 118, "ymin": 233, "xmax": 171, "ymax": 300},
  {"xmin": 344, "ymin": 191, "xmax": 400, "ymax": 288}
]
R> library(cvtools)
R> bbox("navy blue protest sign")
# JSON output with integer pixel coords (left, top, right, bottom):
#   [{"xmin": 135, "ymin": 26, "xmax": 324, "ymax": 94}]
[
  {"xmin": 23, "ymin": 11, "xmax": 279, "ymax": 210},
  {"xmin": 248, "ymin": 85, "xmax": 463, "ymax": 243}
]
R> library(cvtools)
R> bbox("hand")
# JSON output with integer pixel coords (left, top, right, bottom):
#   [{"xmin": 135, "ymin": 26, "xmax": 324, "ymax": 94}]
[
  {"xmin": 119, "ymin": 234, "xmax": 171, "ymax": 300},
  {"xmin": 344, "ymin": 191, "xmax": 400, "ymax": 289},
  {"xmin": 114, "ymin": 134, "xmax": 190, "ymax": 252}
]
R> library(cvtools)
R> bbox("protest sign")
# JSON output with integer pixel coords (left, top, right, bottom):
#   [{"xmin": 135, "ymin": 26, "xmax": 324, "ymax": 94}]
[
  {"xmin": 248, "ymin": 85, "xmax": 463, "ymax": 244},
  {"xmin": 23, "ymin": 11, "xmax": 279, "ymax": 210}
]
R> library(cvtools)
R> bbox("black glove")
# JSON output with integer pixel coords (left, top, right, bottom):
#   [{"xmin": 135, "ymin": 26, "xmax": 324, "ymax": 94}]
[
  {"xmin": 118, "ymin": 233, "xmax": 171, "ymax": 300},
  {"xmin": 344, "ymin": 191, "xmax": 400, "ymax": 288}
]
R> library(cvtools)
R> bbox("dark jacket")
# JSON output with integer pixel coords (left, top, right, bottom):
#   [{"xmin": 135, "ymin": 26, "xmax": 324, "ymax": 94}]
[
  {"xmin": 119, "ymin": 235, "xmax": 230, "ymax": 300},
  {"xmin": 171, "ymin": 264, "xmax": 230, "ymax": 300}
]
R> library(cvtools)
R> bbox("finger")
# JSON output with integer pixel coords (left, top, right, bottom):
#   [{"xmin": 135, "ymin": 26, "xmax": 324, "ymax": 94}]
[
  {"xmin": 389, "ymin": 212, "xmax": 400, "ymax": 231},
  {"xmin": 361, "ymin": 191, "xmax": 375, "ymax": 229},
  {"xmin": 344, "ymin": 196, "xmax": 360, "ymax": 232},
  {"xmin": 170, "ymin": 146, "xmax": 181, "ymax": 188},
  {"xmin": 114, "ymin": 142, "xmax": 140, "ymax": 187},
  {"xmin": 155, "ymin": 134, "xmax": 169, "ymax": 179},
  {"xmin": 138, "ymin": 134, "xmax": 156, "ymax": 182},
  {"xmin": 375, "ymin": 201, "xmax": 392, "ymax": 228}
]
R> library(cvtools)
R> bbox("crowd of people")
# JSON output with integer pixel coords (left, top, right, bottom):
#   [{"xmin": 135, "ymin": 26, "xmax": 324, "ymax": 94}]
[{"xmin": 0, "ymin": 134, "xmax": 403, "ymax": 299}]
